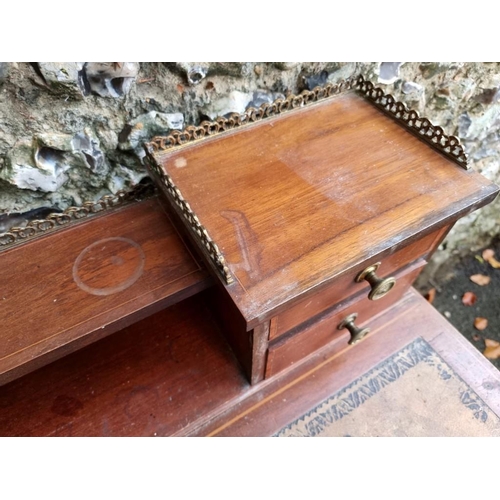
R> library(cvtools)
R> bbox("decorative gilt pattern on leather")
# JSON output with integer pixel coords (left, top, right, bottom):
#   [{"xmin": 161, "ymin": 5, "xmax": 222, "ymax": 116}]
[
  {"xmin": 145, "ymin": 157, "xmax": 234, "ymax": 284},
  {"xmin": 357, "ymin": 77, "xmax": 469, "ymax": 169},
  {"xmin": 144, "ymin": 75, "xmax": 360, "ymax": 158},
  {"xmin": 0, "ymin": 181, "xmax": 155, "ymax": 249}
]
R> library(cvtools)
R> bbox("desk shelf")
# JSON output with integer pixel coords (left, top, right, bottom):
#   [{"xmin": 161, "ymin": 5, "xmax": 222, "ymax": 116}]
[{"xmin": 0, "ymin": 197, "xmax": 210, "ymax": 385}]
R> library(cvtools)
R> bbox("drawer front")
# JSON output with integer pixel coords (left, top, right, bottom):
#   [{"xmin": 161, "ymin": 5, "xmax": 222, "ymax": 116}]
[
  {"xmin": 265, "ymin": 259, "xmax": 426, "ymax": 378},
  {"xmin": 269, "ymin": 225, "xmax": 449, "ymax": 340}
]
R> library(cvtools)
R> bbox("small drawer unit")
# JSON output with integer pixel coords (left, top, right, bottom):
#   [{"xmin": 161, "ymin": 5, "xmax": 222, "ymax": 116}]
[
  {"xmin": 265, "ymin": 260, "xmax": 426, "ymax": 378},
  {"xmin": 145, "ymin": 75, "xmax": 499, "ymax": 385}
]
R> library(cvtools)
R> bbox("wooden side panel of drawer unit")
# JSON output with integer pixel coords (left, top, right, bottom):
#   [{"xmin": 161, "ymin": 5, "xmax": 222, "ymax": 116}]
[
  {"xmin": 265, "ymin": 259, "xmax": 426, "ymax": 379},
  {"xmin": 269, "ymin": 225, "xmax": 450, "ymax": 341}
]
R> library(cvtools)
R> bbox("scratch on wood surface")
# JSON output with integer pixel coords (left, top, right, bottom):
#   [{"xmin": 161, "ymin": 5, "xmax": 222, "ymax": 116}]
[{"xmin": 221, "ymin": 209, "xmax": 262, "ymax": 281}]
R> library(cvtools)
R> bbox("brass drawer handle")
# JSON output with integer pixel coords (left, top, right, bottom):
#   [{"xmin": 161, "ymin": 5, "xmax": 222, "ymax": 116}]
[
  {"xmin": 355, "ymin": 262, "xmax": 396, "ymax": 300},
  {"xmin": 337, "ymin": 313, "xmax": 370, "ymax": 345}
]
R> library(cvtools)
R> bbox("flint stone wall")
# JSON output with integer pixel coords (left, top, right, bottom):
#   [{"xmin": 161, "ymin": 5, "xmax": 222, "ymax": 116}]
[{"xmin": 1, "ymin": 62, "xmax": 499, "ymax": 271}]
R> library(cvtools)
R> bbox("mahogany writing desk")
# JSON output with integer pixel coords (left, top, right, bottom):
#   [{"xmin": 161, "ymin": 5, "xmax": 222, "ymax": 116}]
[{"xmin": 0, "ymin": 76, "xmax": 498, "ymax": 436}]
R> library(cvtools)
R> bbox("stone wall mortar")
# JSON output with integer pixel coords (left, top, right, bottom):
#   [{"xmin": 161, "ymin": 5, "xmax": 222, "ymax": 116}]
[{"xmin": 1, "ymin": 62, "xmax": 499, "ymax": 268}]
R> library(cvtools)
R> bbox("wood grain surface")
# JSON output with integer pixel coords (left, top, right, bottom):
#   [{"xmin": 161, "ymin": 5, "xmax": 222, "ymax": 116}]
[
  {"xmin": 154, "ymin": 91, "xmax": 499, "ymax": 329},
  {"xmin": 0, "ymin": 296, "xmax": 247, "ymax": 436},
  {"xmin": 0, "ymin": 197, "xmax": 211, "ymax": 385}
]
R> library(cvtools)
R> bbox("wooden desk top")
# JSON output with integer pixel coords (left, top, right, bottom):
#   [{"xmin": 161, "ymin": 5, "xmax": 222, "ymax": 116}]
[{"xmin": 152, "ymin": 90, "xmax": 499, "ymax": 329}]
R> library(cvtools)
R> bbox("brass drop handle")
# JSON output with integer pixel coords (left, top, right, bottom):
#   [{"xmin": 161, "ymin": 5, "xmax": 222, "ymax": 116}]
[
  {"xmin": 355, "ymin": 262, "xmax": 396, "ymax": 300},
  {"xmin": 337, "ymin": 313, "xmax": 370, "ymax": 345}
]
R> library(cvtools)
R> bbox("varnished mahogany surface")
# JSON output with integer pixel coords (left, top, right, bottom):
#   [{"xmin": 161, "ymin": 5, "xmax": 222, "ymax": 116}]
[
  {"xmin": 0, "ymin": 197, "xmax": 211, "ymax": 386},
  {"xmin": 0, "ymin": 296, "xmax": 247, "ymax": 437},
  {"xmin": 154, "ymin": 91, "xmax": 499, "ymax": 329}
]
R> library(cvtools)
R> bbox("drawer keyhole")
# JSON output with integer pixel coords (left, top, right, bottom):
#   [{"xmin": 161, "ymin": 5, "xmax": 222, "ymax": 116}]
[
  {"xmin": 356, "ymin": 262, "xmax": 396, "ymax": 300},
  {"xmin": 337, "ymin": 313, "xmax": 370, "ymax": 345}
]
